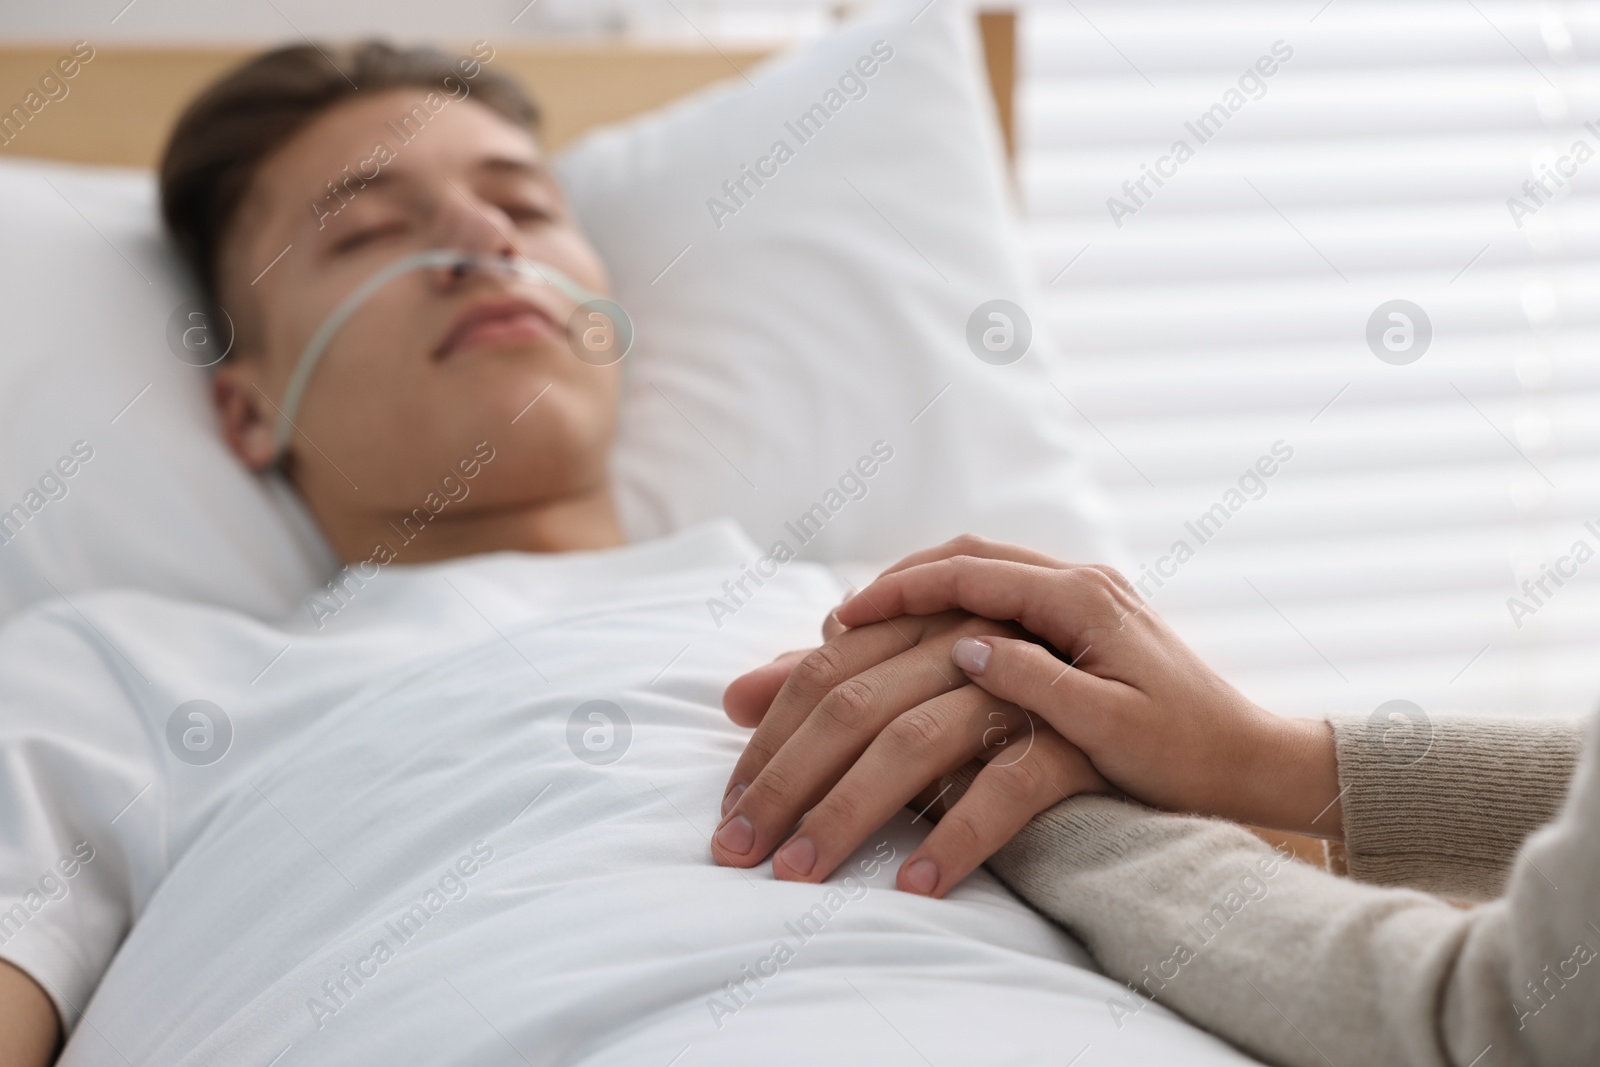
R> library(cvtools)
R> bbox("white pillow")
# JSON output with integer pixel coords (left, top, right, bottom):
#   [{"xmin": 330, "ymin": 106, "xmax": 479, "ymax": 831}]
[
  {"xmin": 0, "ymin": 0, "xmax": 1117, "ymax": 626},
  {"xmin": 560, "ymin": 0, "xmax": 1119, "ymax": 567},
  {"xmin": 0, "ymin": 160, "xmax": 336, "ymax": 622}
]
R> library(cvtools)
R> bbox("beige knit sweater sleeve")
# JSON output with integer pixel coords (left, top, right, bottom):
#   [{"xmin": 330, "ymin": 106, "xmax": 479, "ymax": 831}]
[
  {"xmin": 983, "ymin": 710, "xmax": 1600, "ymax": 1067},
  {"xmin": 1332, "ymin": 715, "xmax": 1585, "ymax": 900}
]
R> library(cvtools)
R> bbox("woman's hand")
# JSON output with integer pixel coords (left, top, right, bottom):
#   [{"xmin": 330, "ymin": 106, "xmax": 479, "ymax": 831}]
[
  {"xmin": 715, "ymin": 610, "xmax": 1111, "ymax": 897},
  {"xmin": 832, "ymin": 536, "xmax": 1343, "ymax": 838}
]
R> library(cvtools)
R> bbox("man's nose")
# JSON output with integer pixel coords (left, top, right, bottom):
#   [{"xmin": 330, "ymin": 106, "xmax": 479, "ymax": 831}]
[{"xmin": 433, "ymin": 186, "xmax": 519, "ymax": 261}]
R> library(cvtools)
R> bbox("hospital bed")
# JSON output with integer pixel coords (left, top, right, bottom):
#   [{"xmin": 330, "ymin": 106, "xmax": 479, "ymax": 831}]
[
  {"xmin": 0, "ymin": 4, "xmax": 1292, "ymax": 1063},
  {"xmin": 0, "ymin": 13, "xmax": 1017, "ymax": 165}
]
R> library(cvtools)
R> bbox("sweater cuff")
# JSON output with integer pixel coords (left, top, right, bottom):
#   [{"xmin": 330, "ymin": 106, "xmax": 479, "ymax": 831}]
[
  {"xmin": 986, "ymin": 787, "xmax": 1280, "ymax": 905},
  {"xmin": 1331, "ymin": 712, "xmax": 1585, "ymax": 900},
  {"xmin": 942, "ymin": 762, "xmax": 1272, "ymax": 885}
]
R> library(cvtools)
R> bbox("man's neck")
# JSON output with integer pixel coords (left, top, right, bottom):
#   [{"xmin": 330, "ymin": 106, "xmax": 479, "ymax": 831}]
[{"xmin": 324, "ymin": 482, "xmax": 627, "ymax": 565}]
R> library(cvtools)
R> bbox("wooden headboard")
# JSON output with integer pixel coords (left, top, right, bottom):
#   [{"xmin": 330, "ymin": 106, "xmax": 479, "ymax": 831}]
[{"xmin": 0, "ymin": 12, "xmax": 1014, "ymax": 169}]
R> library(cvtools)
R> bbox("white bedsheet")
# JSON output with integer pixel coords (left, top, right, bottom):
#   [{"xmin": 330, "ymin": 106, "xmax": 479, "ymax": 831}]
[{"xmin": 0, "ymin": 521, "xmax": 1257, "ymax": 1065}]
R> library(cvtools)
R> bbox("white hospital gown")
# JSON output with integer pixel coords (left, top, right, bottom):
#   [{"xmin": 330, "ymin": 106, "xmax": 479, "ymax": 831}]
[{"xmin": 0, "ymin": 521, "xmax": 1258, "ymax": 1066}]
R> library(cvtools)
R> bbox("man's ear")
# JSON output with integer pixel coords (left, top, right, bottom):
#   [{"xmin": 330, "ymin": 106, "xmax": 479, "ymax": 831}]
[{"xmin": 211, "ymin": 358, "xmax": 279, "ymax": 472}]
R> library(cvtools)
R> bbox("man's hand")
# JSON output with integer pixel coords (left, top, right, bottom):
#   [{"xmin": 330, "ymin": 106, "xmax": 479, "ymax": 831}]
[
  {"xmin": 714, "ymin": 610, "xmax": 1109, "ymax": 898},
  {"xmin": 833, "ymin": 535, "xmax": 1342, "ymax": 838},
  {"xmin": 0, "ymin": 960, "xmax": 59, "ymax": 1067}
]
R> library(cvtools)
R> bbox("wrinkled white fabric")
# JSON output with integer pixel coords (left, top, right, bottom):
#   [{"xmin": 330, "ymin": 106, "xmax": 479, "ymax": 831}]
[{"xmin": 0, "ymin": 521, "xmax": 1256, "ymax": 1066}]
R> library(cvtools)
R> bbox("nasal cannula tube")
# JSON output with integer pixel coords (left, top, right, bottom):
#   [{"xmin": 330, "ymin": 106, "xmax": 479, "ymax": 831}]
[{"xmin": 272, "ymin": 249, "xmax": 606, "ymax": 461}]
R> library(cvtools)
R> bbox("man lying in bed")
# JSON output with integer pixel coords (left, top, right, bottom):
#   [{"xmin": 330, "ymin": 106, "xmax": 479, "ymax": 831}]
[{"xmin": 0, "ymin": 43, "xmax": 1260, "ymax": 1067}]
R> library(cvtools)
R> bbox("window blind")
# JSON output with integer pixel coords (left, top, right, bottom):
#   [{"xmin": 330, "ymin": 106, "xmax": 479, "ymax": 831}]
[{"xmin": 1020, "ymin": 0, "xmax": 1600, "ymax": 719}]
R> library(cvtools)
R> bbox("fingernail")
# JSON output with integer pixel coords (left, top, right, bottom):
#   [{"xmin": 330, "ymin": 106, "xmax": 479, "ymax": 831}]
[
  {"xmin": 721, "ymin": 782, "xmax": 747, "ymax": 817},
  {"xmin": 714, "ymin": 814, "xmax": 754, "ymax": 855},
  {"xmin": 952, "ymin": 637, "xmax": 991, "ymax": 675},
  {"xmin": 904, "ymin": 857, "xmax": 939, "ymax": 894},
  {"xmin": 776, "ymin": 836, "xmax": 817, "ymax": 877}
]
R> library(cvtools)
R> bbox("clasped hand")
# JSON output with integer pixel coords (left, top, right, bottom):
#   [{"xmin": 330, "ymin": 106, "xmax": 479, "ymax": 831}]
[{"xmin": 711, "ymin": 536, "xmax": 1339, "ymax": 897}]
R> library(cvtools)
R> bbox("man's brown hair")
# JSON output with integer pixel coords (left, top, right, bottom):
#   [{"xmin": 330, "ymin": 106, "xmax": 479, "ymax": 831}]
[{"xmin": 159, "ymin": 41, "xmax": 540, "ymax": 321}]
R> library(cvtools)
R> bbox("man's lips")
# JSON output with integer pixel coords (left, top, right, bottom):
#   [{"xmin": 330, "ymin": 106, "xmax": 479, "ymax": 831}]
[{"xmin": 433, "ymin": 296, "xmax": 563, "ymax": 361}]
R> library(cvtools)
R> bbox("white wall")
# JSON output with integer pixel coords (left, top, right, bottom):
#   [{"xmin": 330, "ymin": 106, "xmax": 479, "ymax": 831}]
[{"xmin": 0, "ymin": 0, "xmax": 840, "ymax": 44}]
